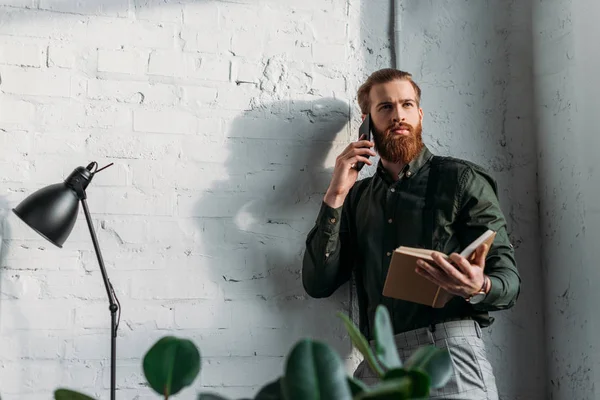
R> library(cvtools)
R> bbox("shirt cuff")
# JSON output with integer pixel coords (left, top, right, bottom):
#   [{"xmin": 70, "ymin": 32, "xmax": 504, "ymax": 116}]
[
  {"xmin": 481, "ymin": 275, "xmax": 503, "ymax": 305},
  {"xmin": 316, "ymin": 201, "xmax": 343, "ymax": 234}
]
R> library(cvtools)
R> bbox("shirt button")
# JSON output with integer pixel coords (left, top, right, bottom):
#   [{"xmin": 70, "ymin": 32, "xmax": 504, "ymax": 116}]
[
  {"xmin": 390, "ymin": 188, "xmax": 395, "ymax": 193},
  {"xmin": 386, "ymin": 251, "xmax": 391, "ymax": 256},
  {"xmin": 406, "ymin": 171, "xmax": 412, "ymax": 177},
  {"xmin": 329, "ymin": 218, "xmax": 336, "ymax": 223},
  {"xmin": 388, "ymin": 218, "xmax": 393, "ymax": 224},
  {"xmin": 325, "ymin": 252, "xmax": 330, "ymax": 258}
]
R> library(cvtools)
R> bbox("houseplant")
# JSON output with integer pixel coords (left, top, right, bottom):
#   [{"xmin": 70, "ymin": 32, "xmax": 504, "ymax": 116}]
[{"xmin": 53, "ymin": 304, "xmax": 452, "ymax": 399}]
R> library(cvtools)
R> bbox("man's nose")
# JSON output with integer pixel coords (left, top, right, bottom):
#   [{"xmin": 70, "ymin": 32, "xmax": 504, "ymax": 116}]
[{"xmin": 392, "ymin": 105, "xmax": 406, "ymax": 122}]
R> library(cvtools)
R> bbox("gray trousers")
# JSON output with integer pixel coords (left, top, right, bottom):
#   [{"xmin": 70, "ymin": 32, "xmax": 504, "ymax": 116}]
[{"xmin": 353, "ymin": 320, "xmax": 499, "ymax": 400}]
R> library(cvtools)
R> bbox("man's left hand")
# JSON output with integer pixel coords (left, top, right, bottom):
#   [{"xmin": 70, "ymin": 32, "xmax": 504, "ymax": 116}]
[{"xmin": 415, "ymin": 244, "xmax": 488, "ymax": 298}]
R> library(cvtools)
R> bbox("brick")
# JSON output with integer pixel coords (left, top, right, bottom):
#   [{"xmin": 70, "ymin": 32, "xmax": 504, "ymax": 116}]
[
  {"xmin": 133, "ymin": 109, "xmax": 197, "ymax": 134},
  {"xmin": 47, "ymin": 45, "xmax": 76, "ymax": 69},
  {"xmin": 181, "ymin": 85, "xmax": 218, "ymax": 107},
  {"xmin": 194, "ymin": 56, "xmax": 231, "ymax": 82},
  {"xmin": 216, "ymin": 84, "xmax": 259, "ymax": 111},
  {"xmin": 86, "ymin": 187, "xmax": 176, "ymax": 216},
  {"xmin": 85, "ymin": 18, "xmax": 175, "ymax": 49},
  {"xmin": 0, "ymin": 66, "xmax": 71, "ymax": 97},
  {"xmin": 148, "ymin": 50, "xmax": 194, "ymax": 77},
  {"xmin": 36, "ymin": 101, "xmax": 86, "ymax": 129},
  {"xmin": 312, "ymin": 42, "xmax": 347, "ymax": 64},
  {"xmin": 174, "ymin": 300, "xmax": 233, "ymax": 329},
  {"xmin": 87, "ymin": 79, "xmax": 180, "ymax": 105},
  {"xmin": 85, "ymin": 132, "xmax": 181, "ymax": 160},
  {"xmin": 41, "ymin": 271, "xmax": 109, "ymax": 300},
  {"xmin": 0, "ymin": 9, "xmax": 88, "ymax": 41},
  {"xmin": 39, "ymin": 0, "xmax": 128, "ymax": 17},
  {"xmin": 310, "ymin": 15, "xmax": 348, "ymax": 43},
  {"xmin": 100, "ymin": 361, "xmax": 149, "ymax": 389},
  {"xmin": 183, "ymin": 2, "xmax": 219, "ymax": 29},
  {"xmin": 0, "ymin": 96, "xmax": 36, "ymax": 125},
  {"xmin": 80, "ymin": 104, "xmax": 132, "ymax": 130},
  {"xmin": 200, "ymin": 356, "xmax": 283, "ymax": 387},
  {"xmin": 0, "ymin": 361, "xmax": 70, "ymax": 392},
  {"xmin": 0, "ymin": 0, "xmax": 34, "ymax": 6},
  {"xmin": 312, "ymin": 71, "xmax": 346, "ymax": 94},
  {"xmin": 0, "ymin": 42, "xmax": 42, "ymax": 67},
  {"xmin": 0, "ymin": 332, "xmax": 66, "ymax": 360},
  {"xmin": 0, "ymin": 271, "xmax": 43, "ymax": 299},
  {"xmin": 0, "ymin": 301, "xmax": 73, "ymax": 329},
  {"xmin": 0, "ymin": 160, "xmax": 33, "ymax": 182},
  {"xmin": 231, "ymin": 30, "xmax": 265, "ymax": 59},
  {"xmin": 130, "ymin": 160, "xmax": 228, "ymax": 191},
  {"xmin": 181, "ymin": 27, "xmax": 230, "ymax": 54},
  {"xmin": 134, "ymin": 0, "xmax": 183, "ymax": 23},
  {"xmin": 231, "ymin": 58, "xmax": 263, "ymax": 83},
  {"xmin": 120, "ymin": 303, "xmax": 173, "ymax": 329},
  {"xmin": 176, "ymin": 192, "xmax": 255, "ymax": 218},
  {"xmin": 97, "ymin": 48, "xmax": 148, "ymax": 75},
  {"xmin": 129, "ymin": 269, "xmax": 221, "ymax": 299},
  {"xmin": 0, "ymin": 129, "xmax": 32, "ymax": 157},
  {"xmin": 219, "ymin": 3, "xmax": 260, "ymax": 32}
]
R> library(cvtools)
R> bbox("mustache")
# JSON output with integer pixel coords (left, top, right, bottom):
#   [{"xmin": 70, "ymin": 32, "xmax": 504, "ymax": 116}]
[{"xmin": 387, "ymin": 123, "xmax": 414, "ymax": 132}]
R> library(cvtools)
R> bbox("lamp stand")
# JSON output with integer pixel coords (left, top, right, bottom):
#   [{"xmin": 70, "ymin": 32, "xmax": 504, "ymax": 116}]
[{"xmin": 79, "ymin": 190, "xmax": 119, "ymax": 400}]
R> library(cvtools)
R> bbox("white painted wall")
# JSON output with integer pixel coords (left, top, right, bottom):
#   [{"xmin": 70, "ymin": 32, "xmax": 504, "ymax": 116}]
[
  {"xmin": 1, "ymin": 0, "xmax": 572, "ymax": 399},
  {"xmin": 533, "ymin": 0, "xmax": 600, "ymax": 398},
  {"xmin": 399, "ymin": 1, "xmax": 545, "ymax": 398},
  {"xmin": 0, "ymin": 0, "xmax": 390, "ymax": 398}
]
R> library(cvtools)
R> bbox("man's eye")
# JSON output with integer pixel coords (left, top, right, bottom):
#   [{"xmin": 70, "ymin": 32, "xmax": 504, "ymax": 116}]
[{"xmin": 404, "ymin": 103, "xmax": 413, "ymax": 108}]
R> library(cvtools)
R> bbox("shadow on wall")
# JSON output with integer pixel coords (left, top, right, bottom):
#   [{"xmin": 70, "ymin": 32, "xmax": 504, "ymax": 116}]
[
  {"xmin": 193, "ymin": 97, "xmax": 355, "ymax": 355},
  {"xmin": 0, "ymin": 196, "xmax": 9, "ymax": 327}
]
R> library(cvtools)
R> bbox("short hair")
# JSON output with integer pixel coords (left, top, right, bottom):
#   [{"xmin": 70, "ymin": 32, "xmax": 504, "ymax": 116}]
[{"xmin": 357, "ymin": 69, "xmax": 422, "ymax": 114}]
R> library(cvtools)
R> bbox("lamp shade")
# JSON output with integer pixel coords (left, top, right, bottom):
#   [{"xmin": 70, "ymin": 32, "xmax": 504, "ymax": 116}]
[{"xmin": 12, "ymin": 182, "xmax": 80, "ymax": 248}]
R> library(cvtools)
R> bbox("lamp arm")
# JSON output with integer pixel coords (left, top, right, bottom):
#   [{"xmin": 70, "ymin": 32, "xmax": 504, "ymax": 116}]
[{"xmin": 81, "ymin": 198, "xmax": 117, "ymax": 309}]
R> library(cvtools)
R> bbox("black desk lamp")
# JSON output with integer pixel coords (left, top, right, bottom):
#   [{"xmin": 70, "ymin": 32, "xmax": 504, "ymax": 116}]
[{"xmin": 12, "ymin": 162, "xmax": 120, "ymax": 400}]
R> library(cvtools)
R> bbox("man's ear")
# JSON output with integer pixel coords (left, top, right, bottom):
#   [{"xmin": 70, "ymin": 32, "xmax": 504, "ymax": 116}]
[{"xmin": 419, "ymin": 108, "xmax": 424, "ymax": 122}]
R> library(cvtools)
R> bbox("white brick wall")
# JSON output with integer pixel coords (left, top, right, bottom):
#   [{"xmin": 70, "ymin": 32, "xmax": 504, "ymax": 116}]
[{"xmin": 0, "ymin": 0, "xmax": 373, "ymax": 398}]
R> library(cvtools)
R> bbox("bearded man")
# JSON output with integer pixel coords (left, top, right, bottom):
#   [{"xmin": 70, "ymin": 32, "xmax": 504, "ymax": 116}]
[{"xmin": 301, "ymin": 69, "xmax": 521, "ymax": 400}]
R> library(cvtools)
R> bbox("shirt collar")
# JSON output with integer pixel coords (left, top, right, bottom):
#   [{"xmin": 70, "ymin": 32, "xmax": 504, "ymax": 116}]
[{"xmin": 376, "ymin": 145, "xmax": 434, "ymax": 183}]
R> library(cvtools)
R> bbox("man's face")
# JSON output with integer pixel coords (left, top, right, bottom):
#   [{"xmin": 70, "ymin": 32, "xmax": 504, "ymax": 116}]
[{"xmin": 367, "ymin": 79, "xmax": 424, "ymax": 164}]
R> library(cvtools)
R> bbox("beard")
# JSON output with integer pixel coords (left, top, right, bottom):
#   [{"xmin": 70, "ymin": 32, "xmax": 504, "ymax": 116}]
[{"xmin": 372, "ymin": 120, "xmax": 424, "ymax": 165}]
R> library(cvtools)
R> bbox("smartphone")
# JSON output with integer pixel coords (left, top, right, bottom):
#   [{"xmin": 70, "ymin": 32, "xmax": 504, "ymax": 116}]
[{"xmin": 354, "ymin": 114, "xmax": 372, "ymax": 171}]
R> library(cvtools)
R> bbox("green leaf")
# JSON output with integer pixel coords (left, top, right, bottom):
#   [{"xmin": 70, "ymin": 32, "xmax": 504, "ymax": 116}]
[
  {"xmin": 54, "ymin": 389, "xmax": 97, "ymax": 400},
  {"xmin": 403, "ymin": 346, "xmax": 453, "ymax": 389},
  {"xmin": 143, "ymin": 336, "xmax": 201, "ymax": 397},
  {"xmin": 254, "ymin": 378, "xmax": 283, "ymax": 400},
  {"xmin": 382, "ymin": 369, "xmax": 430, "ymax": 398},
  {"xmin": 354, "ymin": 377, "xmax": 412, "ymax": 400},
  {"xmin": 373, "ymin": 305, "xmax": 402, "ymax": 369},
  {"xmin": 337, "ymin": 312, "xmax": 384, "ymax": 377},
  {"xmin": 281, "ymin": 339, "xmax": 352, "ymax": 400},
  {"xmin": 346, "ymin": 376, "xmax": 369, "ymax": 397}
]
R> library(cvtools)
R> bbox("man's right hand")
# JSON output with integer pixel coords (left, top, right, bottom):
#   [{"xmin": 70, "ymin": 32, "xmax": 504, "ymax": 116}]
[{"xmin": 324, "ymin": 137, "xmax": 376, "ymax": 208}]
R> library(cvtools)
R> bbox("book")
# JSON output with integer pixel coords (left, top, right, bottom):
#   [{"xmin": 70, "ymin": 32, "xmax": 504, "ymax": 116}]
[{"xmin": 382, "ymin": 229, "xmax": 497, "ymax": 308}]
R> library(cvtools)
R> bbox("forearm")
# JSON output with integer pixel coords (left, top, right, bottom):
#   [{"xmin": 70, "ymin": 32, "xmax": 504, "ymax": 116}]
[{"xmin": 302, "ymin": 202, "xmax": 351, "ymax": 298}]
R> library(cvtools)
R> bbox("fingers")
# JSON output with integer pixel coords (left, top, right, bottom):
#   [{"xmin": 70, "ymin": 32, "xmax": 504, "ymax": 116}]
[
  {"xmin": 448, "ymin": 253, "xmax": 474, "ymax": 277},
  {"xmin": 431, "ymin": 252, "xmax": 465, "ymax": 281},
  {"xmin": 473, "ymin": 244, "xmax": 488, "ymax": 267},
  {"xmin": 415, "ymin": 260, "xmax": 462, "ymax": 296}
]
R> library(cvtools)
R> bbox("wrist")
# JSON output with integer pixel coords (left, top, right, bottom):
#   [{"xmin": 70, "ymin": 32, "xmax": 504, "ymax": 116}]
[
  {"xmin": 324, "ymin": 190, "xmax": 347, "ymax": 208},
  {"xmin": 483, "ymin": 275, "xmax": 491, "ymax": 294}
]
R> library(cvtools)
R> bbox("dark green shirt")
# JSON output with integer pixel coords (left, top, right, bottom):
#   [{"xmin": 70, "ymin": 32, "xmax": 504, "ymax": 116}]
[{"xmin": 302, "ymin": 146, "xmax": 521, "ymax": 340}]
